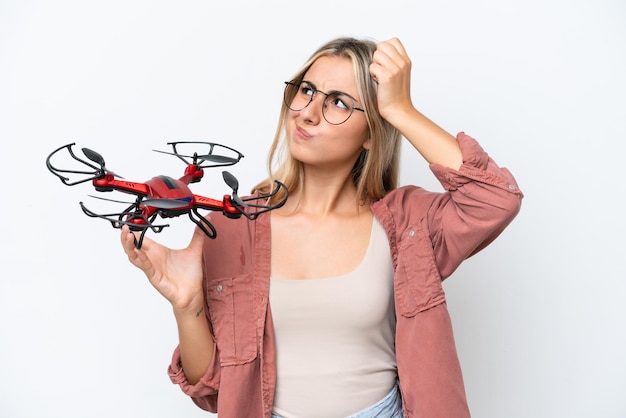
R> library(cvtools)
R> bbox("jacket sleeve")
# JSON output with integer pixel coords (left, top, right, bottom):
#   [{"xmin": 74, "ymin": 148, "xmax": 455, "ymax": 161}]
[
  {"xmin": 427, "ymin": 132, "xmax": 523, "ymax": 279},
  {"xmin": 167, "ymin": 341, "xmax": 221, "ymax": 412}
]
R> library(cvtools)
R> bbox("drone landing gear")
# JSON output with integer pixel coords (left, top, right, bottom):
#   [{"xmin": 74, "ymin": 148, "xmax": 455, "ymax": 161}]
[
  {"xmin": 79, "ymin": 202, "xmax": 169, "ymax": 249},
  {"xmin": 188, "ymin": 208, "xmax": 217, "ymax": 239}
]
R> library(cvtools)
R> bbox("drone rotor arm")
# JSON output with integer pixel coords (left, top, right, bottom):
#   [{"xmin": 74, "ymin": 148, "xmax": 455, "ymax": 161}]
[{"xmin": 190, "ymin": 194, "xmax": 227, "ymax": 212}]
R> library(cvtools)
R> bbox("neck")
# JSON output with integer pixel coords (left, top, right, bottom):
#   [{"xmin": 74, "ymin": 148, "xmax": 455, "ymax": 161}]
[{"xmin": 280, "ymin": 165, "xmax": 367, "ymax": 218}]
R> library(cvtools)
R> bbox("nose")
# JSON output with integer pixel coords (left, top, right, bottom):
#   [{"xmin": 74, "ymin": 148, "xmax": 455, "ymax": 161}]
[{"xmin": 298, "ymin": 92, "xmax": 325, "ymax": 123}]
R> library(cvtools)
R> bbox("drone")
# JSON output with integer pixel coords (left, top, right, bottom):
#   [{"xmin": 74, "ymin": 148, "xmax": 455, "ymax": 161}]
[{"xmin": 46, "ymin": 141, "xmax": 288, "ymax": 248}]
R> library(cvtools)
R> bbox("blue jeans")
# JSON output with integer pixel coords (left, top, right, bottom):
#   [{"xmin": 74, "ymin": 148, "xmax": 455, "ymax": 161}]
[{"xmin": 271, "ymin": 383, "xmax": 404, "ymax": 418}]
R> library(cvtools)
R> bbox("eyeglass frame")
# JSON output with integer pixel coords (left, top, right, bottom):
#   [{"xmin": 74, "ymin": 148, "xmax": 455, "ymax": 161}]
[{"xmin": 283, "ymin": 80, "xmax": 365, "ymax": 125}]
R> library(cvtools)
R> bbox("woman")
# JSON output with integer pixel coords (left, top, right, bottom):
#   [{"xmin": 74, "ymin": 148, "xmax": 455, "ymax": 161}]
[{"xmin": 121, "ymin": 36, "xmax": 522, "ymax": 417}]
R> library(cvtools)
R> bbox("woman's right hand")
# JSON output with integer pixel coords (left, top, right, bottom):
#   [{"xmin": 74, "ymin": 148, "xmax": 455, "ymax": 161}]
[
  {"xmin": 369, "ymin": 37, "xmax": 414, "ymax": 122},
  {"xmin": 120, "ymin": 224, "xmax": 207, "ymax": 313}
]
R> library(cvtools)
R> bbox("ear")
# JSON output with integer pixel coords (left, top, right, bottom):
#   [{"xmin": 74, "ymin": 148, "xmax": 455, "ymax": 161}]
[{"xmin": 362, "ymin": 136, "xmax": 371, "ymax": 150}]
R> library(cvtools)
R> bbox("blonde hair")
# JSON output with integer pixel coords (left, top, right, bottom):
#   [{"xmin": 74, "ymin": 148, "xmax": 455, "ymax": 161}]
[{"xmin": 253, "ymin": 37, "xmax": 401, "ymax": 203}]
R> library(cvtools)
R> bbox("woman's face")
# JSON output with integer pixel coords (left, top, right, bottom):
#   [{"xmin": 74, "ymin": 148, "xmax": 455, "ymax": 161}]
[{"xmin": 286, "ymin": 56, "xmax": 370, "ymax": 170}]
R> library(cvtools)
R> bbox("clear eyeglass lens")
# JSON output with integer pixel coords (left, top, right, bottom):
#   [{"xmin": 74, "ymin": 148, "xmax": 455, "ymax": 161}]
[
  {"xmin": 324, "ymin": 92, "xmax": 353, "ymax": 125},
  {"xmin": 288, "ymin": 82, "xmax": 312, "ymax": 110},
  {"xmin": 285, "ymin": 81, "xmax": 355, "ymax": 125}
]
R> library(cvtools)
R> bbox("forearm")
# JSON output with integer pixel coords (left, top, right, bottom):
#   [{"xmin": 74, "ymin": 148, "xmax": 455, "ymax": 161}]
[
  {"xmin": 385, "ymin": 106, "xmax": 462, "ymax": 170},
  {"xmin": 174, "ymin": 304, "xmax": 215, "ymax": 385},
  {"xmin": 371, "ymin": 38, "xmax": 462, "ymax": 170}
]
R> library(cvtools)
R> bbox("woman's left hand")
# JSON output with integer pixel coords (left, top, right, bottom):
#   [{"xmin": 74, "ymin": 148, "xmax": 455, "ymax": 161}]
[{"xmin": 369, "ymin": 37, "xmax": 414, "ymax": 120}]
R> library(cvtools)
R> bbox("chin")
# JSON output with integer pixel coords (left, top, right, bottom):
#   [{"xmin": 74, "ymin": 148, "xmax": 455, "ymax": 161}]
[{"xmin": 288, "ymin": 138, "xmax": 314, "ymax": 163}]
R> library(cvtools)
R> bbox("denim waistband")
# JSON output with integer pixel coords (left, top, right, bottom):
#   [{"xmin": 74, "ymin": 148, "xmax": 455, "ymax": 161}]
[{"xmin": 271, "ymin": 383, "xmax": 404, "ymax": 418}]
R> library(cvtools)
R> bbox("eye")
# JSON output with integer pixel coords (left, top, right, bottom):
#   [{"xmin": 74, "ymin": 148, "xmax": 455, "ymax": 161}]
[
  {"xmin": 300, "ymin": 82, "xmax": 315, "ymax": 97},
  {"xmin": 327, "ymin": 93, "xmax": 351, "ymax": 111}
]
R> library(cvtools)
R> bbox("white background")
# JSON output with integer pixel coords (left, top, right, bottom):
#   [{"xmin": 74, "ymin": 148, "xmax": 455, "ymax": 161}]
[{"xmin": 1, "ymin": 1, "xmax": 624, "ymax": 417}]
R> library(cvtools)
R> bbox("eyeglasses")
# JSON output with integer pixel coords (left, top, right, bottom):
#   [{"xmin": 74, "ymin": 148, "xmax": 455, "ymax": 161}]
[{"xmin": 283, "ymin": 80, "xmax": 365, "ymax": 125}]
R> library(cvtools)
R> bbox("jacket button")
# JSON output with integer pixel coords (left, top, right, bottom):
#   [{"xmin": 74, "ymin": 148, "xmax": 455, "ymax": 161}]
[
  {"xmin": 216, "ymin": 285, "xmax": 223, "ymax": 292},
  {"xmin": 408, "ymin": 230, "xmax": 415, "ymax": 237},
  {"xmin": 508, "ymin": 184, "xmax": 517, "ymax": 190}
]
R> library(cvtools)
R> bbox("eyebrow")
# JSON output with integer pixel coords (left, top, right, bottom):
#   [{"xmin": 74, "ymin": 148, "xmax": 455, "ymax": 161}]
[{"xmin": 301, "ymin": 80, "xmax": 360, "ymax": 104}]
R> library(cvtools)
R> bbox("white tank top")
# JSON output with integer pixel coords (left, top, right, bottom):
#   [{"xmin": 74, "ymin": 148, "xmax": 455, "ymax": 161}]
[{"xmin": 270, "ymin": 217, "xmax": 397, "ymax": 418}]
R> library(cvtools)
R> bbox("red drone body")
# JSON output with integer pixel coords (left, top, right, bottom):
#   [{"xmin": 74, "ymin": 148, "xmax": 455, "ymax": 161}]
[{"xmin": 46, "ymin": 141, "xmax": 287, "ymax": 248}]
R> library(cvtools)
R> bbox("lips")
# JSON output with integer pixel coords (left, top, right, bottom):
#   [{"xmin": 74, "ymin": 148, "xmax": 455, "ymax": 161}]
[{"xmin": 295, "ymin": 125, "xmax": 312, "ymax": 140}]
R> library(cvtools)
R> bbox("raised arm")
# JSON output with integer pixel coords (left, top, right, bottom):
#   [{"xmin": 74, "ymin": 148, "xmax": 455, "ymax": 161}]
[{"xmin": 369, "ymin": 37, "xmax": 463, "ymax": 170}]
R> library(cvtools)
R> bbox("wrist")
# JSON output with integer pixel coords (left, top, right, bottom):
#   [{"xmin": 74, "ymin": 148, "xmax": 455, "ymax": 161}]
[{"xmin": 172, "ymin": 297, "xmax": 206, "ymax": 319}]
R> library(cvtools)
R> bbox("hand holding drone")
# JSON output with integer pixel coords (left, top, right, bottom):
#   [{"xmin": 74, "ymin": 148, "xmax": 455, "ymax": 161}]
[{"xmin": 46, "ymin": 141, "xmax": 287, "ymax": 248}]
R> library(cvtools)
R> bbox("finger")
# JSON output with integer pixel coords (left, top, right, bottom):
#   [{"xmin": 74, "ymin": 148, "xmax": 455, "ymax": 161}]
[
  {"xmin": 120, "ymin": 225, "xmax": 136, "ymax": 253},
  {"xmin": 377, "ymin": 38, "xmax": 406, "ymax": 58},
  {"xmin": 187, "ymin": 225, "xmax": 208, "ymax": 254},
  {"xmin": 369, "ymin": 59, "xmax": 394, "ymax": 84},
  {"xmin": 120, "ymin": 225, "xmax": 151, "ymax": 269},
  {"xmin": 369, "ymin": 61, "xmax": 379, "ymax": 83},
  {"xmin": 370, "ymin": 49, "xmax": 396, "ymax": 84},
  {"xmin": 125, "ymin": 242, "xmax": 157, "ymax": 281},
  {"xmin": 384, "ymin": 37, "xmax": 407, "ymax": 58}
]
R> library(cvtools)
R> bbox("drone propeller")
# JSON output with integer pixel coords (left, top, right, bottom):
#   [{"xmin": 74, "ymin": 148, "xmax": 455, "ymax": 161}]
[
  {"xmin": 82, "ymin": 147, "xmax": 106, "ymax": 167},
  {"xmin": 81, "ymin": 147, "xmax": 123, "ymax": 178},
  {"xmin": 87, "ymin": 194, "xmax": 187, "ymax": 209},
  {"xmin": 142, "ymin": 198, "xmax": 188, "ymax": 209},
  {"xmin": 87, "ymin": 194, "xmax": 134, "ymax": 205},
  {"xmin": 222, "ymin": 171, "xmax": 248, "ymax": 208},
  {"xmin": 152, "ymin": 149, "xmax": 240, "ymax": 165},
  {"xmin": 222, "ymin": 170, "xmax": 239, "ymax": 192},
  {"xmin": 152, "ymin": 142, "xmax": 244, "ymax": 169},
  {"xmin": 194, "ymin": 152, "xmax": 240, "ymax": 165}
]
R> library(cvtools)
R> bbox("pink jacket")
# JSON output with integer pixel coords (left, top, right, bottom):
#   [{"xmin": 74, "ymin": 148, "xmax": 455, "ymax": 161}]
[{"xmin": 167, "ymin": 132, "xmax": 523, "ymax": 417}]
